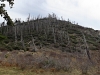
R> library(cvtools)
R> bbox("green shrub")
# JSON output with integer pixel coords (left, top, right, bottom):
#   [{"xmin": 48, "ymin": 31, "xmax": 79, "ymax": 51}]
[
  {"xmin": 5, "ymin": 45, "xmax": 13, "ymax": 51},
  {"xmin": 26, "ymin": 47, "xmax": 29, "ymax": 51},
  {"xmin": 60, "ymin": 43, "xmax": 66, "ymax": 47},
  {"xmin": 54, "ymin": 43, "xmax": 59, "ymax": 48},
  {"xmin": 0, "ymin": 34, "xmax": 7, "ymax": 42},
  {"xmin": 3, "ymin": 40, "xmax": 9, "ymax": 44},
  {"xmin": 12, "ymin": 46, "xmax": 20, "ymax": 50},
  {"xmin": 38, "ymin": 35, "xmax": 46, "ymax": 41}
]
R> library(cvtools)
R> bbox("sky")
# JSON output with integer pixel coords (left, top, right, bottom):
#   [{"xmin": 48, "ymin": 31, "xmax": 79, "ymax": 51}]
[{"xmin": 0, "ymin": 0, "xmax": 100, "ymax": 30}]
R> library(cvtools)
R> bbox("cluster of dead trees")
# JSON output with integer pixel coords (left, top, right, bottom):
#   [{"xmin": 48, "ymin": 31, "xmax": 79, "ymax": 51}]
[{"xmin": 0, "ymin": 14, "xmax": 98, "ymax": 60}]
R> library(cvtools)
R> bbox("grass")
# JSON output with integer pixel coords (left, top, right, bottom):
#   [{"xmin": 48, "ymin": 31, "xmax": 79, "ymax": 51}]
[
  {"xmin": 0, "ymin": 66, "xmax": 98, "ymax": 75},
  {"xmin": 0, "ymin": 66, "xmax": 81, "ymax": 75},
  {"xmin": 0, "ymin": 66, "xmax": 36, "ymax": 75}
]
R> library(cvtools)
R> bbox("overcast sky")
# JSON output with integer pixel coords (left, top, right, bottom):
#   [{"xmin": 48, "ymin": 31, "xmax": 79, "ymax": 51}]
[{"xmin": 0, "ymin": 0, "xmax": 100, "ymax": 30}]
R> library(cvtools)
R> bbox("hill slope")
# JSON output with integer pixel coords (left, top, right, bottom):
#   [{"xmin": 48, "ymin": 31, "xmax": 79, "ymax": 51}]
[
  {"xmin": 0, "ymin": 14, "xmax": 100, "ymax": 75},
  {"xmin": 0, "ymin": 14, "xmax": 100, "ymax": 52}
]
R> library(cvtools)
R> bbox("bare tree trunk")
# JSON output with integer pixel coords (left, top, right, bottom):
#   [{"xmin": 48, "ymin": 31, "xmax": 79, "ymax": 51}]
[
  {"xmin": 6, "ymin": 25, "xmax": 9, "ymax": 36},
  {"xmin": 44, "ymin": 29, "xmax": 47, "ymax": 42},
  {"xmin": 14, "ymin": 25, "xmax": 17, "ymax": 44},
  {"xmin": 21, "ymin": 25, "xmax": 26, "ymax": 50},
  {"xmin": 31, "ymin": 35, "xmax": 37, "ymax": 52},
  {"xmin": 82, "ymin": 32, "xmax": 91, "ymax": 60},
  {"xmin": 53, "ymin": 28, "xmax": 56, "ymax": 43},
  {"xmin": 66, "ymin": 31, "xmax": 70, "ymax": 45},
  {"xmin": 1, "ymin": 22, "xmax": 4, "ymax": 34}
]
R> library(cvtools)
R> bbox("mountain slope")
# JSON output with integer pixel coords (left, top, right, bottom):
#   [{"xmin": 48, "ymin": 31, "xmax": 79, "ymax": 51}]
[
  {"xmin": 0, "ymin": 14, "xmax": 100, "ymax": 52},
  {"xmin": 0, "ymin": 14, "xmax": 100, "ymax": 75}
]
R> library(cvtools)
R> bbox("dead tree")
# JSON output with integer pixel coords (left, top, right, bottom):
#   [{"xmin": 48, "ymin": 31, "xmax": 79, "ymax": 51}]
[
  {"xmin": 64, "ymin": 21, "xmax": 70, "ymax": 45},
  {"xmin": 20, "ymin": 24, "xmax": 26, "ymax": 50},
  {"xmin": 31, "ymin": 35, "xmax": 37, "ymax": 52},
  {"xmin": 14, "ymin": 25, "xmax": 17, "ymax": 44},
  {"xmin": 66, "ymin": 31, "xmax": 70, "ymax": 45},
  {"xmin": 0, "ymin": 22, "xmax": 5, "ymax": 34},
  {"xmin": 52, "ymin": 27, "xmax": 56, "ymax": 43},
  {"xmin": 82, "ymin": 32, "xmax": 91, "ymax": 60}
]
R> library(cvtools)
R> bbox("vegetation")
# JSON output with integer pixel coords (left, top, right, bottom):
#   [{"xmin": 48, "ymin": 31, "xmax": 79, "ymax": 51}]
[
  {"xmin": 0, "ymin": 0, "xmax": 14, "ymax": 26},
  {"xmin": 0, "ymin": 49, "xmax": 99, "ymax": 75},
  {"xmin": 0, "ymin": 14, "xmax": 100, "ymax": 52},
  {"xmin": 0, "ymin": 14, "xmax": 100, "ymax": 75},
  {"xmin": 0, "ymin": 33, "xmax": 6, "ymax": 42}
]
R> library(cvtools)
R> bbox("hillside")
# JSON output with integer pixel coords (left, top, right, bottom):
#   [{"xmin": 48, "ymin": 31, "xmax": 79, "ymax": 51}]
[
  {"xmin": 0, "ymin": 14, "xmax": 100, "ymax": 52},
  {"xmin": 0, "ymin": 14, "xmax": 100, "ymax": 75}
]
